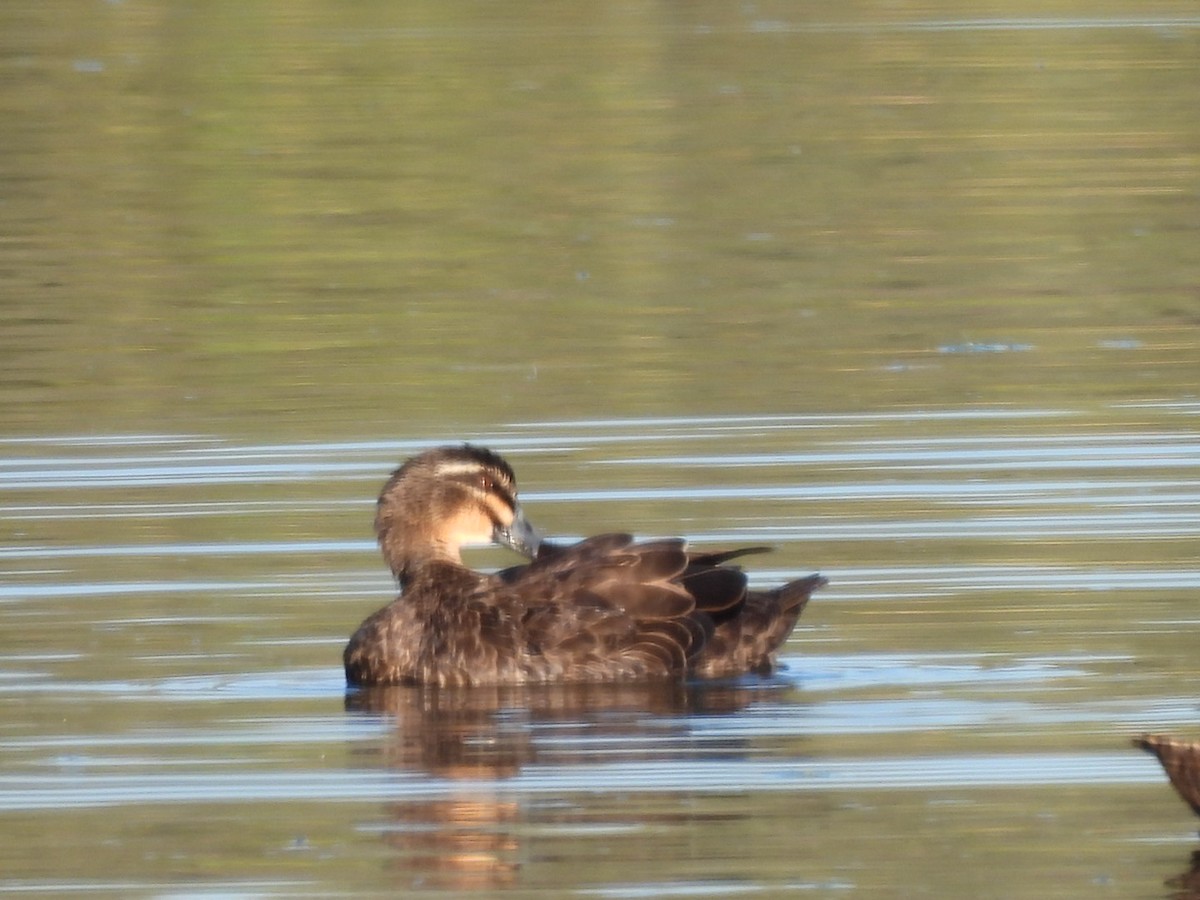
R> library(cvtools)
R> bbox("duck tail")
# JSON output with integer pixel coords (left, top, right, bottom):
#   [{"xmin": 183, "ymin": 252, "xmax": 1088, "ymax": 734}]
[
  {"xmin": 753, "ymin": 572, "xmax": 827, "ymax": 667},
  {"xmin": 771, "ymin": 573, "xmax": 827, "ymax": 615}
]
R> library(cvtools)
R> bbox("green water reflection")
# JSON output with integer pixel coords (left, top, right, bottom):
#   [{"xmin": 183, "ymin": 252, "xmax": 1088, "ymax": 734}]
[{"xmin": 2, "ymin": 3, "xmax": 1198, "ymax": 437}]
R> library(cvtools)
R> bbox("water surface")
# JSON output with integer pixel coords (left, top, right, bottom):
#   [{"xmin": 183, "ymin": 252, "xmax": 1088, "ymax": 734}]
[
  {"xmin": 1, "ymin": 2, "xmax": 1199, "ymax": 897},
  {"xmin": 3, "ymin": 407, "xmax": 1199, "ymax": 897}
]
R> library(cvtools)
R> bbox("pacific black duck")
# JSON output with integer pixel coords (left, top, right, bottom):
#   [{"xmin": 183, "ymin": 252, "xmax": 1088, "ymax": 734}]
[{"xmin": 344, "ymin": 445, "xmax": 826, "ymax": 687}]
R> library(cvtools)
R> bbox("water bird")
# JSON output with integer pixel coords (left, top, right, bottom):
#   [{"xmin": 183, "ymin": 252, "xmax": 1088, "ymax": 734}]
[
  {"xmin": 1134, "ymin": 734, "xmax": 1200, "ymax": 818},
  {"xmin": 344, "ymin": 445, "xmax": 826, "ymax": 687}
]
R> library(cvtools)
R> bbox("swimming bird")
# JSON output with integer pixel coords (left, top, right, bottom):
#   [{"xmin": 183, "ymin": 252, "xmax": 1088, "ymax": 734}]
[
  {"xmin": 344, "ymin": 445, "xmax": 826, "ymax": 687},
  {"xmin": 1134, "ymin": 734, "xmax": 1200, "ymax": 818}
]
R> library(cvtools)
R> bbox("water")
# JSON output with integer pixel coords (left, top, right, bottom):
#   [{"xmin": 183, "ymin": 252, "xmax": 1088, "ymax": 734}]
[
  {"xmin": 2, "ymin": 410, "xmax": 1198, "ymax": 896},
  {"xmin": 3, "ymin": 2, "xmax": 1200, "ymax": 897}
]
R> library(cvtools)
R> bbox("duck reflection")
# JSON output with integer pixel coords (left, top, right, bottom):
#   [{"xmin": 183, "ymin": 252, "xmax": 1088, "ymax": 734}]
[
  {"xmin": 345, "ymin": 679, "xmax": 782, "ymax": 891},
  {"xmin": 1166, "ymin": 850, "xmax": 1200, "ymax": 900}
]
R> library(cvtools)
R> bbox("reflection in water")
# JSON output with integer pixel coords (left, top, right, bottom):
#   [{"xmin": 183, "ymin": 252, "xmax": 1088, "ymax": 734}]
[
  {"xmin": 346, "ymin": 680, "xmax": 778, "ymax": 891},
  {"xmin": 1167, "ymin": 851, "xmax": 1200, "ymax": 900}
]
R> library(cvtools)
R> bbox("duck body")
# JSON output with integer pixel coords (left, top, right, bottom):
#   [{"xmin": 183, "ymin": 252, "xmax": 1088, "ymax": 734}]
[
  {"xmin": 1134, "ymin": 734, "xmax": 1200, "ymax": 818},
  {"xmin": 344, "ymin": 445, "xmax": 826, "ymax": 688}
]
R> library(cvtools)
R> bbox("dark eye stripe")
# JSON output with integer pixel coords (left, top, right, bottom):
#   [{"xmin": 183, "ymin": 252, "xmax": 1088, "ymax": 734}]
[
  {"xmin": 447, "ymin": 468, "xmax": 516, "ymax": 511},
  {"xmin": 478, "ymin": 485, "xmax": 516, "ymax": 533},
  {"xmin": 491, "ymin": 483, "xmax": 516, "ymax": 512}
]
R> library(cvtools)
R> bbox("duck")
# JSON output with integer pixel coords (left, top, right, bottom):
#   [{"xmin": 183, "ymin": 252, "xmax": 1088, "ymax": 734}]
[
  {"xmin": 1134, "ymin": 734, "xmax": 1200, "ymax": 818},
  {"xmin": 344, "ymin": 444, "xmax": 826, "ymax": 687}
]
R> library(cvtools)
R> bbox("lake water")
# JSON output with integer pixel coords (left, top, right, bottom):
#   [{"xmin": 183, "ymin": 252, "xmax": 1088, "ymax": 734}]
[{"xmin": 2, "ymin": 3, "xmax": 1199, "ymax": 898}]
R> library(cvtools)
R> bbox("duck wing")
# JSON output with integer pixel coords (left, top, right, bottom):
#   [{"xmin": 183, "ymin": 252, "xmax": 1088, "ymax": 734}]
[
  {"xmin": 493, "ymin": 533, "xmax": 815, "ymax": 680},
  {"xmin": 525, "ymin": 535, "xmax": 761, "ymax": 620},
  {"xmin": 489, "ymin": 534, "xmax": 701, "ymax": 678}
]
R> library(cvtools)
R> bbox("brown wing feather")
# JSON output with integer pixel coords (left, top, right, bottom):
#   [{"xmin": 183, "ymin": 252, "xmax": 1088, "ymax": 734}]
[
  {"xmin": 600, "ymin": 582, "xmax": 695, "ymax": 620},
  {"xmin": 489, "ymin": 535, "xmax": 689, "ymax": 676},
  {"xmin": 680, "ymin": 566, "xmax": 748, "ymax": 616},
  {"xmin": 493, "ymin": 535, "xmax": 821, "ymax": 680}
]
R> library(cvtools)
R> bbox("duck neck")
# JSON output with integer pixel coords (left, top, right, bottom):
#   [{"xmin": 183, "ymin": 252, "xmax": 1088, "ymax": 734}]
[
  {"xmin": 380, "ymin": 524, "xmax": 465, "ymax": 588},
  {"xmin": 396, "ymin": 558, "xmax": 483, "ymax": 597}
]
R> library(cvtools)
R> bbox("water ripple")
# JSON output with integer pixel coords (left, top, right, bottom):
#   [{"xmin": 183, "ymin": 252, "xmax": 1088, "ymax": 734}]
[{"xmin": 0, "ymin": 753, "xmax": 1163, "ymax": 811}]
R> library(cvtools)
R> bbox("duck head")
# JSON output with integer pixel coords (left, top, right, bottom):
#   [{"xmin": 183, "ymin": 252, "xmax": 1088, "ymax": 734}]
[{"xmin": 374, "ymin": 445, "xmax": 542, "ymax": 582}]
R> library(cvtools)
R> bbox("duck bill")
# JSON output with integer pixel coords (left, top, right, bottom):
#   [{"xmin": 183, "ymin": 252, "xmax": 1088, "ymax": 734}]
[{"xmin": 492, "ymin": 504, "xmax": 542, "ymax": 558}]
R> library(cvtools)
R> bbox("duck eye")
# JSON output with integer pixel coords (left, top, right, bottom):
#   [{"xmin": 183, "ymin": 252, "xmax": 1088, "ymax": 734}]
[{"xmin": 478, "ymin": 473, "xmax": 493, "ymax": 492}]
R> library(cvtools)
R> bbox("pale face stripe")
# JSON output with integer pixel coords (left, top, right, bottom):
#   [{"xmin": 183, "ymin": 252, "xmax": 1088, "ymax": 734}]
[
  {"xmin": 433, "ymin": 459, "xmax": 517, "ymax": 515},
  {"xmin": 482, "ymin": 493, "xmax": 516, "ymax": 528},
  {"xmin": 433, "ymin": 460, "xmax": 489, "ymax": 477}
]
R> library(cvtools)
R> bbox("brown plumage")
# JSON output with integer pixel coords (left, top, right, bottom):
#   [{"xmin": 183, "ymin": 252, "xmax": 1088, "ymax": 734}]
[
  {"xmin": 1134, "ymin": 734, "xmax": 1200, "ymax": 818},
  {"xmin": 344, "ymin": 445, "xmax": 826, "ymax": 687}
]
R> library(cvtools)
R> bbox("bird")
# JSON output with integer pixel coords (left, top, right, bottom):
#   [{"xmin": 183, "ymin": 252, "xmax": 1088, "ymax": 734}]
[
  {"xmin": 344, "ymin": 444, "xmax": 826, "ymax": 687},
  {"xmin": 1134, "ymin": 733, "xmax": 1200, "ymax": 818}
]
